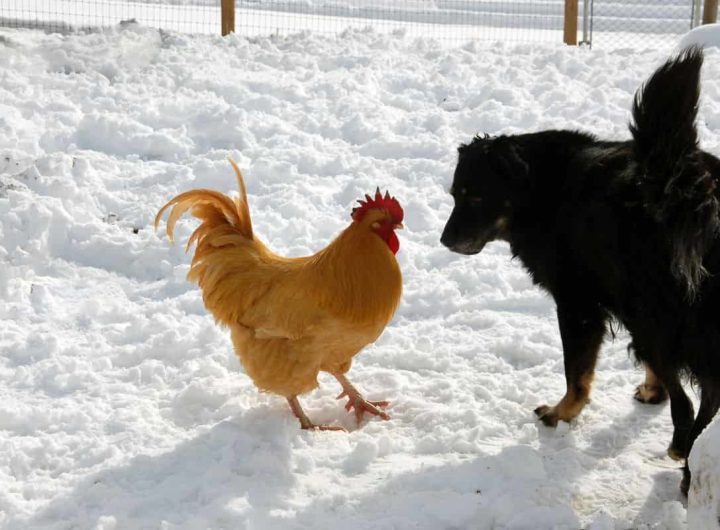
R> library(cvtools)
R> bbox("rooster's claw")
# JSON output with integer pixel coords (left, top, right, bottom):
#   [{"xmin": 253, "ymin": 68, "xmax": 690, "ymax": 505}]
[{"xmin": 343, "ymin": 396, "xmax": 390, "ymax": 422}]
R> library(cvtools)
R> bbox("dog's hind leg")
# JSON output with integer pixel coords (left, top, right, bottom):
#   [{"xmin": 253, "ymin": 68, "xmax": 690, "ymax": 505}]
[
  {"xmin": 630, "ymin": 336, "xmax": 694, "ymax": 460},
  {"xmin": 631, "ymin": 327, "xmax": 695, "ymax": 460},
  {"xmin": 655, "ymin": 368, "xmax": 694, "ymax": 461},
  {"xmin": 634, "ymin": 365, "xmax": 669, "ymax": 404},
  {"xmin": 535, "ymin": 301, "xmax": 606, "ymax": 427},
  {"xmin": 681, "ymin": 379, "xmax": 720, "ymax": 495}
]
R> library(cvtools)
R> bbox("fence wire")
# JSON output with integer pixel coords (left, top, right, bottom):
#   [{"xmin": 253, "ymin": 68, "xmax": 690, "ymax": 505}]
[
  {"xmin": 590, "ymin": 0, "xmax": 697, "ymax": 49},
  {"xmin": 0, "ymin": 0, "xmax": 710, "ymax": 50},
  {"xmin": 0, "ymin": 1, "xmax": 218, "ymax": 35},
  {"xmin": 233, "ymin": 1, "xmax": 565, "ymax": 46}
]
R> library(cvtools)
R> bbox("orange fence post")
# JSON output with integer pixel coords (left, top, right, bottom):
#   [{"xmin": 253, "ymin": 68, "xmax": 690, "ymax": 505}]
[
  {"xmin": 221, "ymin": 0, "xmax": 235, "ymax": 36},
  {"xmin": 704, "ymin": 0, "xmax": 718, "ymax": 24},
  {"xmin": 564, "ymin": 0, "xmax": 578, "ymax": 45}
]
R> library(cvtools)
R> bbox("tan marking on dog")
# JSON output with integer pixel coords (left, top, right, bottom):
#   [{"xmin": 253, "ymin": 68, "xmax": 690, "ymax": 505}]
[
  {"xmin": 494, "ymin": 216, "xmax": 508, "ymax": 231},
  {"xmin": 536, "ymin": 372, "xmax": 594, "ymax": 426},
  {"xmin": 556, "ymin": 371, "xmax": 594, "ymax": 418},
  {"xmin": 634, "ymin": 365, "xmax": 668, "ymax": 404},
  {"xmin": 667, "ymin": 445, "xmax": 685, "ymax": 461}
]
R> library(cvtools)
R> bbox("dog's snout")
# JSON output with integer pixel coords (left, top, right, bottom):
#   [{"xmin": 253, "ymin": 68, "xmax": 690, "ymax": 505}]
[
  {"xmin": 441, "ymin": 209, "xmax": 492, "ymax": 256},
  {"xmin": 440, "ymin": 229, "xmax": 451, "ymax": 248},
  {"xmin": 440, "ymin": 220, "xmax": 458, "ymax": 249}
]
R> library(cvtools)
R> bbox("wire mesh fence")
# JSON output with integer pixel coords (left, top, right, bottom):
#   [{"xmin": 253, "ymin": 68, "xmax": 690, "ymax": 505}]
[
  {"xmin": 589, "ymin": 0, "xmax": 697, "ymax": 50},
  {"xmin": 0, "ymin": 0, "xmax": 568, "ymax": 45},
  {"xmin": 232, "ymin": 1, "xmax": 566, "ymax": 46},
  {"xmin": 0, "ymin": 1, "xmax": 219, "ymax": 35},
  {"xmin": 0, "ymin": 0, "xmax": 713, "ymax": 50}
]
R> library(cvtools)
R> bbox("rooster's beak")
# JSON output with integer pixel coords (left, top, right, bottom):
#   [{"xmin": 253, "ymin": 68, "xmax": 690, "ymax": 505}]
[{"xmin": 394, "ymin": 223, "xmax": 404, "ymax": 230}]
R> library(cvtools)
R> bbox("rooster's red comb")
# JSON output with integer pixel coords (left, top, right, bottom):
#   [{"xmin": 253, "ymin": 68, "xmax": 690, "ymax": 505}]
[{"xmin": 351, "ymin": 188, "xmax": 404, "ymax": 223}]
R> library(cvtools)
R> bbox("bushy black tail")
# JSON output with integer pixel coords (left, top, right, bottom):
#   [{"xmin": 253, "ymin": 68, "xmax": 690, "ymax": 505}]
[{"xmin": 630, "ymin": 47, "xmax": 719, "ymax": 298}]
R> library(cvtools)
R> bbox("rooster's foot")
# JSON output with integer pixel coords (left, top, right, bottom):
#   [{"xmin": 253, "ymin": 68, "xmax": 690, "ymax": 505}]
[
  {"xmin": 287, "ymin": 396, "xmax": 345, "ymax": 432},
  {"xmin": 334, "ymin": 374, "xmax": 390, "ymax": 424},
  {"xmin": 300, "ymin": 422, "xmax": 346, "ymax": 432}
]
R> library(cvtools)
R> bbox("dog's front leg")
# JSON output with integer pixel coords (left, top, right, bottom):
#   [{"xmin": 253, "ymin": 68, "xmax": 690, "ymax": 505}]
[{"xmin": 535, "ymin": 301, "xmax": 607, "ymax": 427}]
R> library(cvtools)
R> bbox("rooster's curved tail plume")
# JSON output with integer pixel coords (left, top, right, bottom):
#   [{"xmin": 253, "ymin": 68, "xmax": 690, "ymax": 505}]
[{"xmin": 154, "ymin": 159, "xmax": 254, "ymax": 252}]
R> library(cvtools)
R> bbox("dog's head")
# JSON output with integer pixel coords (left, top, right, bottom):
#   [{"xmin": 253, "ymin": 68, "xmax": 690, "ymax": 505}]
[{"xmin": 440, "ymin": 135, "xmax": 528, "ymax": 255}]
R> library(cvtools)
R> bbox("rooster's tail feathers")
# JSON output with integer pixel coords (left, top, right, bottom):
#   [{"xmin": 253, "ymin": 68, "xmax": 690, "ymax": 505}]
[
  {"xmin": 229, "ymin": 158, "xmax": 253, "ymax": 239},
  {"xmin": 154, "ymin": 160, "xmax": 254, "ymax": 250}
]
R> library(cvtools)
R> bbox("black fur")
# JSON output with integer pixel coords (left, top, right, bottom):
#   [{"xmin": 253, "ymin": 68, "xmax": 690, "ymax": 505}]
[
  {"xmin": 630, "ymin": 48, "xmax": 719, "ymax": 298},
  {"xmin": 441, "ymin": 48, "xmax": 720, "ymax": 494}
]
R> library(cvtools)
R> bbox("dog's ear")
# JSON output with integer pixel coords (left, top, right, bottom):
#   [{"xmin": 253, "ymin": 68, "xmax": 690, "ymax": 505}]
[
  {"xmin": 458, "ymin": 133, "xmax": 490, "ymax": 155},
  {"xmin": 491, "ymin": 137, "xmax": 529, "ymax": 183}
]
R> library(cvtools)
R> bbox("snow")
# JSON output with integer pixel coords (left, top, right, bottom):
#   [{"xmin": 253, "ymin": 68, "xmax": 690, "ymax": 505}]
[
  {"xmin": 688, "ymin": 416, "xmax": 720, "ymax": 529},
  {"xmin": 1, "ymin": 20, "xmax": 719, "ymax": 530},
  {"xmin": 677, "ymin": 23, "xmax": 720, "ymax": 51}
]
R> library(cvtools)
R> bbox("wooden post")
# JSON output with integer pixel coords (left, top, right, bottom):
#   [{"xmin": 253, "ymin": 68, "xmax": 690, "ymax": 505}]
[
  {"xmin": 564, "ymin": 0, "xmax": 578, "ymax": 45},
  {"xmin": 703, "ymin": 0, "xmax": 718, "ymax": 24},
  {"xmin": 221, "ymin": 0, "xmax": 235, "ymax": 36}
]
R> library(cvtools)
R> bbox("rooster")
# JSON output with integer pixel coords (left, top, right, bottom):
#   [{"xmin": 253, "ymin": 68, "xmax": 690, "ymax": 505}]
[{"xmin": 155, "ymin": 160, "xmax": 404, "ymax": 430}]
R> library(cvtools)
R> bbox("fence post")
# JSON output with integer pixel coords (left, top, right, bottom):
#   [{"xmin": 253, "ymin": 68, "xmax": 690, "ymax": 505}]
[
  {"xmin": 222, "ymin": 0, "xmax": 235, "ymax": 36},
  {"xmin": 580, "ymin": 0, "xmax": 590, "ymax": 45},
  {"xmin": 564, "ymin": 0, "xmax": 578, "ymax": 45},
  {"xmin": 704, "ymin": 0, "xmax": 718, "ymax": 23},
  {"xmin": 693, "ymin": 0, "xmax": 703, "ymax": 27}
]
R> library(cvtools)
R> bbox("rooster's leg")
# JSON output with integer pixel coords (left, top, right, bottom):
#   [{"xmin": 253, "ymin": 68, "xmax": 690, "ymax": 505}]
[
  {"xmin": 286, "ymin": 396, "xmax": 345, "ymax": 431},
  {"xmin": 334, "ymin": 374, "xmax": 390, "ymax": 424}
]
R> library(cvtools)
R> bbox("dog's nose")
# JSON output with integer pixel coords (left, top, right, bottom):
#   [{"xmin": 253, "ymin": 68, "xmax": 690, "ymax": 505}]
[{"xmin": 440, "ymin": 226, "xmax": 456, "ymax": 249}]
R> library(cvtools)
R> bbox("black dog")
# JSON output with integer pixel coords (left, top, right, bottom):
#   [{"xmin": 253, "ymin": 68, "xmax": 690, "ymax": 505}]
[{"xmin": 441, "ymin": 48, "xmax": 720, "ymax": 494}]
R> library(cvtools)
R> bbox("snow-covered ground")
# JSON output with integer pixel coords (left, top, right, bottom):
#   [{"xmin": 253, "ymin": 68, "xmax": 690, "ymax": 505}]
[
  {"xmin": 688, "ymin": 417, "xmax": 720, "ymax": 530},
  {"xmin": 1, "ymin": 21, "xmax": 720, "ymax": 530}
]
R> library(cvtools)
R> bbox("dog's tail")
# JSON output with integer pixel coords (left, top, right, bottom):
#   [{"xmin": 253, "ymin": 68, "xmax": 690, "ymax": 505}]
[{"xmin": 630, "ymin": 47, "xmax": 718, "ymax": 298}]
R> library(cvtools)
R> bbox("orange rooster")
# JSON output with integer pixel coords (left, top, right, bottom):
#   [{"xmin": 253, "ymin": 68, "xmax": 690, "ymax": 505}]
[{"xmin": 155, "ymin": 160, "xmax": 403, "ymax": 430}]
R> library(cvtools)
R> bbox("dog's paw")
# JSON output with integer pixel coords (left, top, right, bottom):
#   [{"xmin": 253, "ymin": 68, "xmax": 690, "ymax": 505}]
[
  {"xmin": 534, "ymin": 405, "xmax": 560, "ymax": 427},
  {"xmin": 667, "ymin": 429, "xmax": 689, "ymax": 461},
  {"xmin": 634, "ymin": 383, "xmax": 668, "ymax": 404},
  {"xmin": 667, "ymin": 444, "xmax": 686, "ymax": 461}
]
